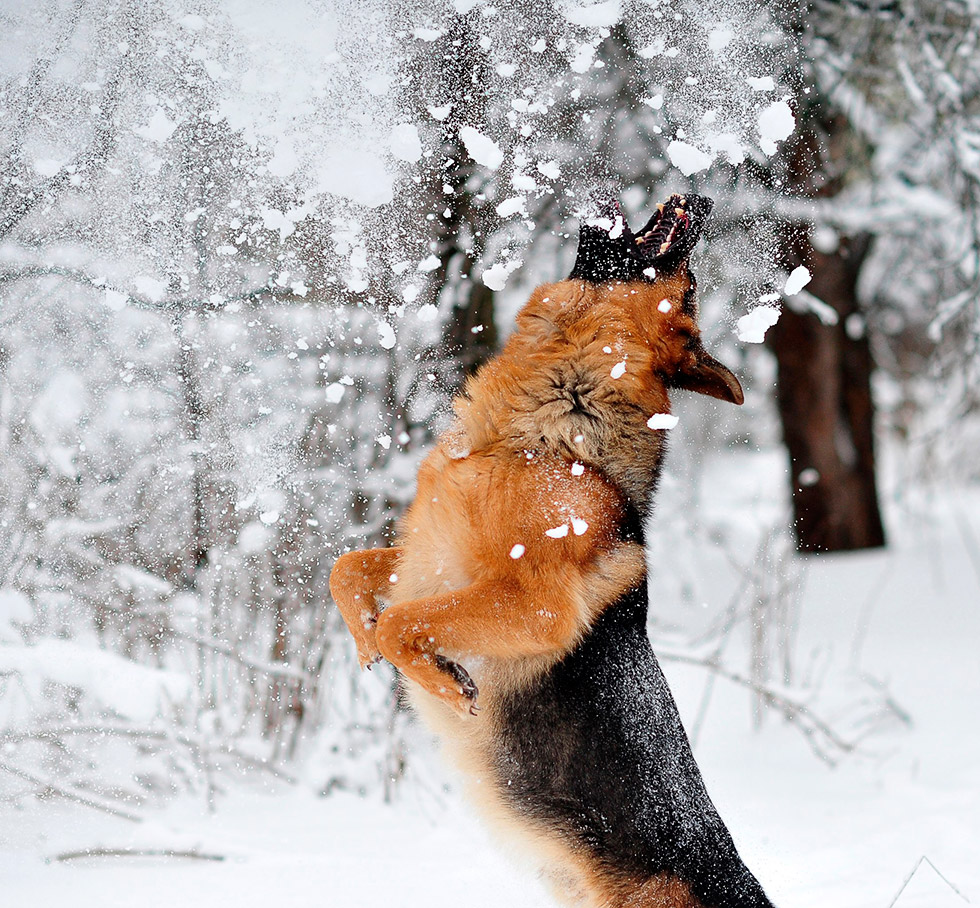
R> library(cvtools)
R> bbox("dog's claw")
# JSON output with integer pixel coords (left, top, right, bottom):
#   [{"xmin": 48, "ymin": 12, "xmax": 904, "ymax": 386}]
[
  {"xmin": 359, "ymin": 652, "xmax": 382, "ymax": 671},
  {"xmin": 435, "ymin": 655, "xmax": 479, "ymax": 710}
]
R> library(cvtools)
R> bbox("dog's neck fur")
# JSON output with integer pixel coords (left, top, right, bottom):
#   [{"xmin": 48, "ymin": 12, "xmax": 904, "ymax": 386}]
[{"xmin": 450, "ymin": 278, "xmax": 694, "ymax": 518}]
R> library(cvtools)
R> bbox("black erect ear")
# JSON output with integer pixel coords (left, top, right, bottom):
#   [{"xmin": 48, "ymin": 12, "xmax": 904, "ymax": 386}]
[
  {"xmin": 568, "ymin": 200, "xmax": 646, "ymax": 283},
  {"xmin": 671, "ymin": 345, "xmax": 745, "ymax": 405},
  {"xmin": 569, "ymin": 194, "xmax": 715, "ymax": 283}
]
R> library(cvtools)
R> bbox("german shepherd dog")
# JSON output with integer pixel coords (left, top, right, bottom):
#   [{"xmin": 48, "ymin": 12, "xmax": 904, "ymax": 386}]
[{"xmin": 330, "ymin": 195, "xmax": 776, "ymax": 908}]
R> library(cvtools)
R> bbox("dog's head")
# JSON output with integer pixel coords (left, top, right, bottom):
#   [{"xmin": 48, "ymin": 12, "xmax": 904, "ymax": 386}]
[{"xmin": 567, "ymin": 194, "xmax": 743, "ymax": 406}]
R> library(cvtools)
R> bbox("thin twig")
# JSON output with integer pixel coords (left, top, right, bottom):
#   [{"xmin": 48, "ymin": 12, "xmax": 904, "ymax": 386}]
[
  {"xmin": 0, "ymin": 759, "xmax": 142, "ymax": 822},
  {"xmin": 167, "ymin": 627, "xmax": 310, "ymax": 681},
  {"xmin": 0, "ymin": 724, "xmax": 298, "ymax": 784},
  {"xmin": 657, "ymin": 650, "xmax": 857, "ymax": 763},
  {"xmin": 51, "ymin": 848, "xmax": 225, "ymax": 863}
]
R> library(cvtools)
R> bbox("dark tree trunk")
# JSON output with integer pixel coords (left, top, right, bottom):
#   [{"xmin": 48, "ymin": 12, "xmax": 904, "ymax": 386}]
[
  {"xmin": 768, "ymin": 237, "xmax": 886, "ymax": 552},
  {"xmin": 768, "ymin": 114, "xmax": 886, "ymax": 552},
  {"xmin": 415, "ymin": 16, "xmax": 501, "ymax": 387}
]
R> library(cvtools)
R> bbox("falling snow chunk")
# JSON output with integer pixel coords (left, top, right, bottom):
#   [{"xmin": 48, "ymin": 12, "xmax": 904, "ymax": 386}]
[
  {"xmin": 389, "ymin": 123, "xmax": 423, "ymax": 162},
  {"xmin": 560, "ymin": 0, "xmax": 622, "ymax": 28},
  {"xmin": 758, "ymin": 100, "xmax": 795, "ymax": 155},
  {"xmin": 482, "ymin": 259, "xmax": 522, "ymax": 291},
  {"xmin": 376, "ymin": 434, "xmax": 392, "ymax": 450},
  {"xmin": 658, "ymin": 299, "xmax": 671, "ymax": 312},
  {"xmin": 178, "ymin": 14, "xmax": 205, "ymax": 30},
  {"xmin": 376, "ymin": 320, "xmax": 397, "ymax": 350},
  {"xmin": 413, "ymin": 26, "xmax": 445, "ymax": 41},
  {"xmin": 260, "ymin": 205, "xmax": 309, "ymax": 241},
  {"xmin": 259, "ymin": 511, "xmax": 280, "ymax": 525},
  {"xmin": 509, "ymin": 544, "xmax": 525, "ymax": 559},
  {"xmin": 459, "ymin": 126, "xmax": 503, "ymax": 170},
  {"xmin": 571, "ymin": 462, "xmax": 585, "ymax": 476},
  {"xmin": 707, "ymin": 132, "xmax": 745, "ymax": 166},
  {"xmin": 571, "ymin": 517, "xmax": 589, "ymax": 536},
  {"xmin": 317, "ymin": 150, "xmax": 393, "ymax": 207},
  {"xmin": 545, "ymin": 524, "xmax": 569, "ymax": 539},
  {"xmin": 135, "ymin": 108, "xmax": 177, "ymax": 144},
  {"xmin": 267, "ymin": 137, "xmax": 298, "ymax": 177},
  {"xmin": 104, "ymin": 288, "xmax": 128, "ymax": 311},
  {"xmin": 428, "ymin": 104, "xmax": 452, "ymax": 121},
  {"xmin": 496, "ymin": 196, "xmax": 527, "ymax": 218},
  {"xmin": 610, "ymin": 361, "xmax": 627, "ymax": 379},
  {"xmin": 707, "ymin": 28, "xmax": 733, "ymax": 51},
  {"xmin": 325, "ymin": 382, "xmax": 346, "ymax": 403},
  {"xmin": 496, "ymin": 63, "xmax": 517, "ymax": 78},
  {"xmin": 537, "ymin": 160, "xmax": 560, "ymax": 180},
  {"xmin": 784, "ymin": 265, "xmax": 812, "ymax": 296},
  {"xmin": 586, "ymin": 216, "xmax": 614, "ymax": 232},
  {"xmin": 133, "ymin": 275, "xmax": 166, "ymax": 302},
  {"xmin": 643, "ymin": 94, "xmax": 664, "ymax": 110},
  {"xmin": 417, "ymin": 303, "xmax": 439, "ymax": 321},
  {"xmin": 666, "ymin": 140, "xmax": 713, "ymax": 176},
  {"xmin": 647, "ymin": 413, "xmax": 679, "ymax": 430},
  {"xmin": 570, "ymin": 43, "xmax": 597, "ymax": 73},
  {"xmin": 417, "ymin": 255, "xmax": 441, "ymax": 272},
  {"xmin": 33, "ymin": 159, "xmax": 62, "ymax": 177},
  {"xmin": 747, "ymin": 76, "xmax": 775, "ymax": 91},
  {"xmin": 737, "ymin": 305, "xmax": 781, "ymax": 343},
  {"xmin": 798, "ymin": 467, "xmax": 820, "ymax": 487}
]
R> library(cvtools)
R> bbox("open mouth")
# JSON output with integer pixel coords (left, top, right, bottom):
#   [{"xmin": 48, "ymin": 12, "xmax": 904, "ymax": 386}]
[
  {"xmin": 632, "ymin": 194, "xmax": 713, "ymax": 272},
  {"xmin": 569, "ymin": 193, "xmax": 714, "ymax": 284},
  {"xmin": 635, "ymin": 197, "xmax": 691, "ymax": 257}
]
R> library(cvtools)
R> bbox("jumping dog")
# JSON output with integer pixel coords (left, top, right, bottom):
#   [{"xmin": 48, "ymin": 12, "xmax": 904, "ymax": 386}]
[{"xmin": 330, "ymin": 194, "xmax": 775, "ymax": 907}]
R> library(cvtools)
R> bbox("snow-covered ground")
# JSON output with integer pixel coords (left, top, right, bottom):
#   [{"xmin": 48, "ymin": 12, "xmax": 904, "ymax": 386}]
[{"xmin": 2, "ymin": 479, "xmax": 978, "ymax": 908}]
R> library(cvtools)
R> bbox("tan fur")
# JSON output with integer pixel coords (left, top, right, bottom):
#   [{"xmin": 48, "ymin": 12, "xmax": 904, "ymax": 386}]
[{"xmin": 329, "ymin": 270, "xmax": 741, "ymax": 906}]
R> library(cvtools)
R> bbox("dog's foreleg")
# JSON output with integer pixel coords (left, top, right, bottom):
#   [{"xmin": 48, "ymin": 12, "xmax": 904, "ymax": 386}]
[
  {"xmin": 375, "ymin": 579, "xmax": 596, "ymax": 716},
  {"xmin": 329, "ymin": 547, "xmax": 403, "ymax": 669}
]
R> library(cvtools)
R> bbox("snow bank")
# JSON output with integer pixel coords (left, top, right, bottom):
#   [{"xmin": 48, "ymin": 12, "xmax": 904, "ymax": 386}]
[{"xmin": 0, "ymin": 640, "xmax": 190, "ymax": 722}]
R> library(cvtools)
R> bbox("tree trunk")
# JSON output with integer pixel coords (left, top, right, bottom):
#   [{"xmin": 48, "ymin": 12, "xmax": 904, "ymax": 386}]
[
  {"xmin": 768, "ymin": 234, "xmax": 886, "ymax": 552},
  {"xmin": 766, "ymin": 108, "xmax": 886, "ymax": 553}
]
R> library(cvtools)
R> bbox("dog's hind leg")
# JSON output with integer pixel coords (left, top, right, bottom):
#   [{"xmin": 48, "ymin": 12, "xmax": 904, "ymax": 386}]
[{"xmin": 329, "ymin": 547, "xmax": 402, "ymax": 669}]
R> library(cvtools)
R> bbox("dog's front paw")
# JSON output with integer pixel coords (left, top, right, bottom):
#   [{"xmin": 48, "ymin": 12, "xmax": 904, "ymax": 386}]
[
  {"xmin": 352, "ymin": 617, "xmax": 382, "ymax": 670},
  {"xmin": 435, "ymin": 655, "xmax": 480, "ymax": 716}
]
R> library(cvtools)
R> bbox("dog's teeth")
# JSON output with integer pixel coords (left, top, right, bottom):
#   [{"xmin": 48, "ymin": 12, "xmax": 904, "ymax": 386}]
[
  {"xmin": 659, "ymin": 241, "xmax": 670, "ymax": 253},
  {"xmin": 674, "ymin": 207, "xmax": 684, "ymax": 216}
]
